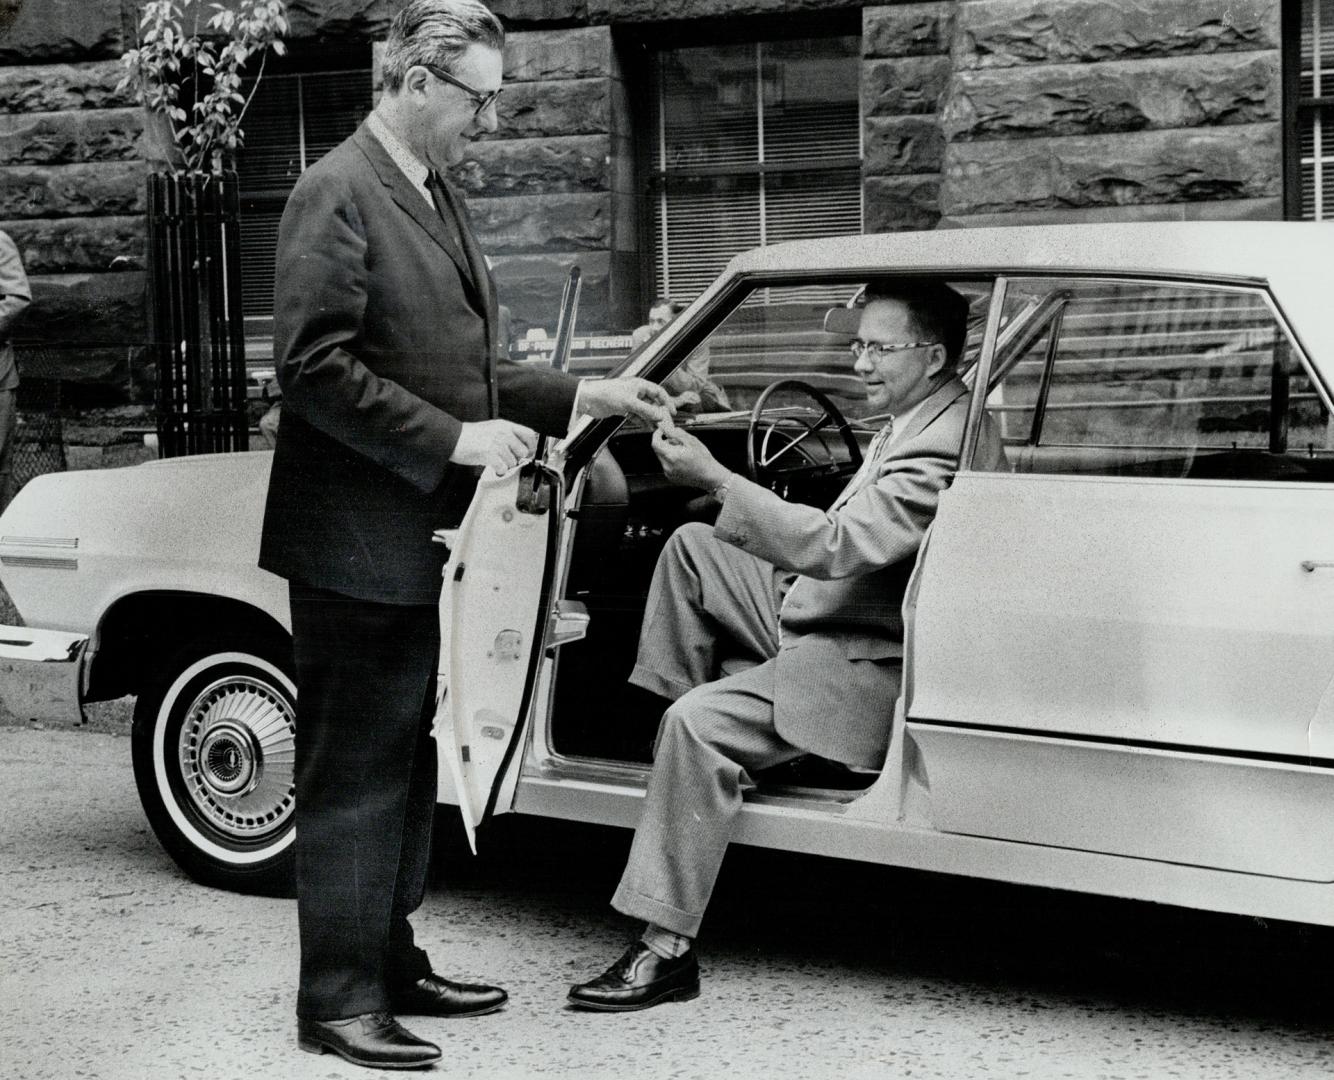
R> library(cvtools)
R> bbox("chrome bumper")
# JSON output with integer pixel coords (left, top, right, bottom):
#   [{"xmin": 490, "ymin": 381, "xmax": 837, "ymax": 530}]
[{"xmin": 0, "ymin": 625, "xmax": 87, "ymax": 724}]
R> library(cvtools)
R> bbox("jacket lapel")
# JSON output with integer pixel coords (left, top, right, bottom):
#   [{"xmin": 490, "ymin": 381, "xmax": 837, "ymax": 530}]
[
  {"xmin": 894, "ymin": 375, "xmax": 969, "ymax": 446},
  {"xmin": 352, "ymin": 124, "xmax": 474, "ymax": 289}
]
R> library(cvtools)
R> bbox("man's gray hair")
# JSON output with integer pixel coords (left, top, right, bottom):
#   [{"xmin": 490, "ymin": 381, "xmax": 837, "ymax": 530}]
[{"xmin": 381, "ymin": 0, "xmax": 505, "ymax": 93}]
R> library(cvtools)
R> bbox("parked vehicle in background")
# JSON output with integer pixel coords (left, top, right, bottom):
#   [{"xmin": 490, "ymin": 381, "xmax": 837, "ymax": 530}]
[{"xmin": 3, "ymin": 222, "xmax": 1334, "ymax": 933}]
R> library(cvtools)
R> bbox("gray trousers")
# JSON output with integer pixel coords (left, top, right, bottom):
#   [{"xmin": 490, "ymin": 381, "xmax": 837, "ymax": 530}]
[{"xmin": 614, "ymin": 522, "xmax": 806, "ymax": 938}]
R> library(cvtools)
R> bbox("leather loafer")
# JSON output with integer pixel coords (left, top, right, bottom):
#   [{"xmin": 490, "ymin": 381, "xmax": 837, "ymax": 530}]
[
  {"xmin": 568, "ymin": 942, "xmax": 700, "ymax": 1012},
  {"xmin": 390, "ymin": 972, "xmax": 508, "ymax": 1018},
  {"xmin": 297, "ymin": 1010, "xmax": 441, "ymax": 1070}
]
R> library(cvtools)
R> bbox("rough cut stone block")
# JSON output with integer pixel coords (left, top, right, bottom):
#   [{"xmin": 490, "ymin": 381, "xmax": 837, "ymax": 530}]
[
  {"xmin": 25, "ymin": 271, "xmax": 147, "ymax": 346},
  {"xmin": 606, "ymin": 0, "xmax": 858, "ymax": 20},
  {"xmin": 862, "ymin": 56, "xmax": 952, "ymax": 118},
  {"xmin": 955, "ymin": 0, "xmax": 1280, "ymax": 70},
  {"xmin": 863, "ymin": 4, "xmax": 954, "ymax": 59},
  {"xmin": 490, "ymin": 250, "xmax": 610, "ymax": 333},
  {"xmin": 506, "ymin": 27, "xmax": 610, "ymax": 82},
  {"xmin": 284, "ymin": 0, "xmax": 398, "ymax": 41},
  {"xmin": 0, "ymin": 109, "xmax": 143, "ymax": 166},
  {"xmin": 472, "ymin": 192, "xmax": 610, "ymax": 253},
  {"xmin": 0, "ymin": 214, "xmax": 145, "ymax": 274},
  {"xmin": 863, "ymin": 174, "xmax": 941, "ymax": 233},
  {"xmin": 864, "ymin": 115, "xmax": 944, "ymax": 176},
  {"xmin": 941, "ymin": 124, "xmax": 1281, "ymax": 216},
  {"xmin": 0, "ymin": 162, "xmax": 146, "ymax": 219},
  {"xmin": 20, "ymin": 347, "xmax": 146, "ymax": 396},
  {"xmin": 454, "ymin": 135, "xmax": 610, "ymax": 196},
  {"xmin": 500, "ymin": 79, "xmax": 608, "ymax": 139},
  {"xmin": 489, "ymin": 0, "xmax": 601, "ymax": 25},
  {"xmin": 0, "ymin": 0, "xmax": 122, "ymax": 63},
  {"xmin": 0, "ymin": 60, "xmax": 133, "ymax": 113},
  {"xmin": 943, "ymin": 52, "xmax": 1280, "ymax": 140}
]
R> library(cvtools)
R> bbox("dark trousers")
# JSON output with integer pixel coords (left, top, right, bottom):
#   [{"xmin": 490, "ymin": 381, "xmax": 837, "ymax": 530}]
[{"xmin": 289, "ymin": 584, "xmax": 439, "ymax": 1020}]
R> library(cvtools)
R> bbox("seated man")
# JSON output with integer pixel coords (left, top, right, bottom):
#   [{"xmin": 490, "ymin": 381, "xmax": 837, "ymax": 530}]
[{"xmin": 568, "ymin": 281, "xmax": 1002, "ymax": 1011}]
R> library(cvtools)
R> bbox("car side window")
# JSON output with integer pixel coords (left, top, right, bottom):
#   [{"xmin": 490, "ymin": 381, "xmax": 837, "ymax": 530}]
[{"xmin": 980, "ymin": 279, "xmax": 1334, "ymax": 483}]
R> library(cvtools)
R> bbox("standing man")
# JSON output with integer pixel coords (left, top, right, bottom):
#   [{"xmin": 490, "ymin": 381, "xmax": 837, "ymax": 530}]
[
  {"xmin": 568, "ymin": 282, "xmax": 1002, "ymax": 1011},
  {"xmin": 259, "ymin": 0, "xmax": 671, "ymax": 1069},
  {"xmin": 0, "ymin": 229, "xmax": 31, "ymax": 508}
]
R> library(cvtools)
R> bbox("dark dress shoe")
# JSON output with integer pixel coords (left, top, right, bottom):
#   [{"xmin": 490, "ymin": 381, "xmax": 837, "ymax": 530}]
[
  {"xmin": 297, "ymin": 1011, "xmax": 441, "ymax": 1070},
  {"xmin": 568, "ymin": 942, "xmax": 700, "ymax": 1011},
  {"xmin": 390, "ymin": 972, "xmax": 508, "ymax": 1018}
]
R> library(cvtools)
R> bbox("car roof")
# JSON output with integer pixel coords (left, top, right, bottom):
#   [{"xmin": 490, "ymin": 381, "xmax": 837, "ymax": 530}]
[{"xmin": 725, "ymin": 221, "xmax": 1329, "ymax": 279}]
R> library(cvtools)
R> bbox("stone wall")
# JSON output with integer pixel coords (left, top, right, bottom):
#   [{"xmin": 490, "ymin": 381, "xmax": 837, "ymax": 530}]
[
  {"xmin": 0, "ymin": 0, "xmax": 152, "ymax": 426},
  {"xmin": 0, "ymin": 0, "xmax": 1297, "ymax": 413},
  {"xmin": 938, "ymin": 0, "xmax": 1285, "ymax": 226},
  {"xmin": 463, "ymin": 24, "xmax": 629, "ymax": 332},
  {"xmin": 861, "ymin": 2, "xmax": 954, "ymax": 233}
]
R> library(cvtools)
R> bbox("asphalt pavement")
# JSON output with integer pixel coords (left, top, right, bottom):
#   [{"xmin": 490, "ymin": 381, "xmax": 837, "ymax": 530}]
[{"xmin": 5, "ymin": 722, "xmax": 1334, "ymax": 1080}]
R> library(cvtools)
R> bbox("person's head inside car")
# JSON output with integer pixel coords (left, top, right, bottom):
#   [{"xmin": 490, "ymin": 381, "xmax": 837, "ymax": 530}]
[
  {"xmin": 851, "ymin": 281, "xmax": 968, "ymax": 416},
  {"xmin": 646, "ymin": 297, "xmax": 677, "ymax": 336}
]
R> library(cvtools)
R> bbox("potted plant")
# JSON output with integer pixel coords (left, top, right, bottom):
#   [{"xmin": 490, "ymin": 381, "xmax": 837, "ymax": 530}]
[{"xmin": 117, "ymin": 0, "xmax": 289, "ymax": 456}]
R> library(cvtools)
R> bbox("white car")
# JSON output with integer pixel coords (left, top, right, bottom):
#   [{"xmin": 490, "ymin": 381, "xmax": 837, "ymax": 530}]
[{"xmin": 5, "ymin": 221, "xmax": 1334, "ymax": 933}]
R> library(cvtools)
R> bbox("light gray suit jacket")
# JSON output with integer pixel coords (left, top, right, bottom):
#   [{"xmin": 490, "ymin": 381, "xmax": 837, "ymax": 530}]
[
  {"xmin": 713, "ymin": 376, "xmax": 1001, "ymax": 767},
  {"xmin": 0, "ymin": 230, "xmax": 31, "ymax": 392}
]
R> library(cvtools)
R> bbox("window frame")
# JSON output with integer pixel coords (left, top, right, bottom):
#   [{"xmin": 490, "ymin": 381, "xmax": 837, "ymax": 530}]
[
  {"xmin": 636, "ymin": 27, "xmax": 864, "ymax": 308},
  {"xmin": 235, "ymin": 48, "xmax": 373, "ymax": 332},
  {"xmin": 1285, "ymin": 0, "xmax": 1332, "ymax": 220}
]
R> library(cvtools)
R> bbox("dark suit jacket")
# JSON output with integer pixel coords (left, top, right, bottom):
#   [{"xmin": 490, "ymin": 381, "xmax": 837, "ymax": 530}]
[
  {"xmin": 714, "ymin": 377, "xmax": 1003, "ymax": 766},
  {"xmin": 260, "ymin": 123, "xmax": 578, "ymax": 604}
]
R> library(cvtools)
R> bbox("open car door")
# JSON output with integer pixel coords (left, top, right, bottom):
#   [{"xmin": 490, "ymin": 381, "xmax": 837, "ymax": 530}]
[
  {"xmin": 436, "ymin": 269, "xmax": 589, "ymax": 852},
  {"xmin": 435, "ymin": 461, "xmax": 583, "ymax": 852}
]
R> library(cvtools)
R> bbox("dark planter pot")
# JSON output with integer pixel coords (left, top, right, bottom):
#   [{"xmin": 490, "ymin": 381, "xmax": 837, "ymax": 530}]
[{"xmin": 146, "ymin": 171, "xmax": 248, "ymax": 457}]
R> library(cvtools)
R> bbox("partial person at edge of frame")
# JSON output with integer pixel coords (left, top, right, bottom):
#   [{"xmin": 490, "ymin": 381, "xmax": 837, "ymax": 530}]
[{"xmin": 633, "ymin": 295, "xmax": 731, "ymax": 413}]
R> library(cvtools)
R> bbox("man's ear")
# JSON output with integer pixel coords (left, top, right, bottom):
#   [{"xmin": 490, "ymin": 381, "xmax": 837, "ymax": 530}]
[
  {"xmin": 404, "ymin": 66, "xmax": 432, "ymax": 99},
  {"xmin": 926, "ymin": 343, "xmax": 950, "ymax": 380}
]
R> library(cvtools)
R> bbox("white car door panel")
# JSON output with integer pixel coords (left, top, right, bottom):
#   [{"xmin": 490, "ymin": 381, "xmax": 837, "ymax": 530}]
[
  {"xmin": 436, "ymin": 464, "xmax": 563, "ymax": 852},
  {"xmin": 909, "ymin": 273, "xmax": 1334, "ymax": 882}
]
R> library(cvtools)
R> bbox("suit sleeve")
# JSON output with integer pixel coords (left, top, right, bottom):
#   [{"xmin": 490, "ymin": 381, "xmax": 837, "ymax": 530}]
[
  {"xmin": 273, "ymin": 174, "xmax": 461, "ymax": 494},
  {"xmin": 495, "ymin": 355, "xmax": 579, "ymax": 435},
  {"xmin": 714, "ymin": 425, "xmax": 959, "ymax": 581},
  {"xmin": 0, "ymin": 231, "xmax": 31, "ymax": 339}
]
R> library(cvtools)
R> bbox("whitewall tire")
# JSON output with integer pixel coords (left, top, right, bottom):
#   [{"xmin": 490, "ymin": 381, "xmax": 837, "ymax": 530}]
[{"xmin": 131, "ymin": 637, "xmax": 297, "ymax": 896}]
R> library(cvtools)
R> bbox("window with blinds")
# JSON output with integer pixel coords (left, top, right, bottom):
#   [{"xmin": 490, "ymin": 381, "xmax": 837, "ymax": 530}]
[
  {"xmin": 1297, "ymin": 0, "xmax": 1333, "ymax": 219},
  {"xmin": 236, "ymin": 64, "xmax": 373, "ymax": 322},
  {"xmin": 647, "ymin": 36, "xmax": 862, "ymax": 307}
]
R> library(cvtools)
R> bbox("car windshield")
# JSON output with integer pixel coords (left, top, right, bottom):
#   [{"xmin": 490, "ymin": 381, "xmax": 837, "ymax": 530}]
[{"xmin": 617, "ymin": 279, "xmax": 993, "ymax": 423}]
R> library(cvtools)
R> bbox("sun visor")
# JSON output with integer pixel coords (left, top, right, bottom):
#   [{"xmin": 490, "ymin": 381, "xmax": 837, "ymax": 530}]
[{"xmin": 822, "ymin": 306, "xmax": 861, "ymax": 337}]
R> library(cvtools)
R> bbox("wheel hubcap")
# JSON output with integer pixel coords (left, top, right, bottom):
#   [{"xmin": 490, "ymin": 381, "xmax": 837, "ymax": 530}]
[
  {"xmin": 199, "ymin": 721, "xmax": 260, "ymax": 795},
  {"xmin": 177, "ymin": 673, "xmax": 296, "ymax": 843}
]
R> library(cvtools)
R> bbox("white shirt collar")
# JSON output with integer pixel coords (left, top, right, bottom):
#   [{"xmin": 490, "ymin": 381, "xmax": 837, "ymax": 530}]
[
  {"xmin": 886, "ymin": 396, "xmax": 928, "ymax": 448},
  {"xmin": 366, "ymin": 111, "xmax": 434, "ymax": 209}
]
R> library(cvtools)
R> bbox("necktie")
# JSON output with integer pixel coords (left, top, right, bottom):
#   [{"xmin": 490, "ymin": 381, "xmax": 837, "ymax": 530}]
[
  {"xmin": 427, "ymin": 170, "xmax": 498, "ymax": 419},
  {"xmin": 831, "ymin": 419, "xmax": 894, "ymax": 511}
]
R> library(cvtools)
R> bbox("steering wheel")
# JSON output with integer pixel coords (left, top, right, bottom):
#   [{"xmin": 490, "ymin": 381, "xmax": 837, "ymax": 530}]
[{"xmin": 746, "ymin": 379, "xmax": 863, "ymax": 495}]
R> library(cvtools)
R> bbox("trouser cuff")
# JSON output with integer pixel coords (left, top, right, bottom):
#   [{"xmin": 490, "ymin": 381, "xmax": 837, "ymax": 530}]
[{"xmin": 612, "ymin": 881, "xmax": 703, "ymax": 939}]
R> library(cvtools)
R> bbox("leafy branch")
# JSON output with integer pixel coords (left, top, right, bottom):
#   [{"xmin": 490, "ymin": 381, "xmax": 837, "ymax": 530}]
[{"xmin": 118, "ymin": 0, "xmax": 289, "ymax": 178}]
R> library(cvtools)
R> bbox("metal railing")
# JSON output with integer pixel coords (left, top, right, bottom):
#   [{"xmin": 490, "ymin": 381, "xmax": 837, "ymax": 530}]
[{"xmin": 147, "ymin": 171, "xmax": 249, "ymax": 457}]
